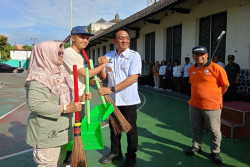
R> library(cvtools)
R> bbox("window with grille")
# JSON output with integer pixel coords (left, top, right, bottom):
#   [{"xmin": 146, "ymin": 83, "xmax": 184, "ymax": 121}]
[
  {"xmin": 130, "ymin": 37, "xmax": 137, "ymax": 51},
  {"xmin": 92, "ymin": 49, "xmax": 95, "ymax": 65},
  {"xmin": 199, "ymin": 12, "xmax": 227, "ymax": 62},
  {"xmin": 97, "ymin": 48, "xmax": 100, "ymax": 57},
  {"xmin": 110, "ymin": 44, "xmax": 114, "ymax": 51},
  {"xmin": 145, "ymin": 32, "xmax": 155, "ymax": 63},
  {"xmin": 103, "ymin": 46, "xmax": 106, "ymax": 55},
  {"xmin": 166, "ymin": 24, "xmax": 182, "ymax": 64}
]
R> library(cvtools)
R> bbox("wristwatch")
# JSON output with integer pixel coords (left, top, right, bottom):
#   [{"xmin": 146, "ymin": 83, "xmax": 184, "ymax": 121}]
[{"xmin": 111, "ymin": 86, "xmax": 116, "ymax": 92}]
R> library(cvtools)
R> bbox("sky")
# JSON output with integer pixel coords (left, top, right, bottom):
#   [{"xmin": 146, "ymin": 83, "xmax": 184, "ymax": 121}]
[{"xmin": 0, "ymin": 0, "xmax": 148, "ymax": 46}]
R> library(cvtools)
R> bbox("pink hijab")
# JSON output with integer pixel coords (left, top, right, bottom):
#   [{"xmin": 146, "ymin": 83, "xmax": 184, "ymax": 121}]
[{"xmin": 26, "ymin": 41, "xmax": 74, "ymax": 105}]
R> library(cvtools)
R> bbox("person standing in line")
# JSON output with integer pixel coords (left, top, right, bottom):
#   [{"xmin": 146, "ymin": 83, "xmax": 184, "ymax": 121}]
[
  {"xmin": 148, "ymin": 59, "xmax": 155, "ymax": 87},
  {"xmin": 98, "ymin": 28, "xmax": 141, "ymax": 167},
  {"xmin": 159, "ymin": 60, "xmax": 167, "ymax": 89},
  {"xmin": 164, "ymin": 59, "xmax": 173, "ymax": 91},
  {"xmin": 142, "ymin": 60, "xmax": 150, "ymax": 85},
  {"xmin": 224, "ymin": 55, "xmax": 240, "ymax": 101},
  {"xmin": 25, "ymin": 41, "xmax": 91, "ymax": 167},
  {"xmin": 173, "ymin": 60, "xmax": 183, "ymax": 93},
  {"xmin": 138, "ymin": 60, "xmax": 144, "ymax": 85},
  {"xmin": 212, "ymin": 55, "xmax": 225, "ymax": 68},
  {"xmin": 182, "ymin": 57, "xmax": 192, "ymax": 95},
  {"xmin": 153, "ymin": 60, "xmax": 160, "ymax": 88},
  {"xmin": 185, "ymin": 46, "xmax": 229, "ymax": 164},
  {"xmin": 62, "ymin": 26, "xmax": 108, "ymax": 163}
]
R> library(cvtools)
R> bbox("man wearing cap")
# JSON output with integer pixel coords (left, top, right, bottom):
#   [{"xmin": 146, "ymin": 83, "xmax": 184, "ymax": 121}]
[
  {"xmin": 62, "ymin": 26, "xmax": 108, "ymax": 163},
  {"xmin": 185, "ymin": 46, "xmax": 229, "ymax": 164},
  {"xmin": 224, "ymin": 55, "xmax": 240, "ymax": 101}
]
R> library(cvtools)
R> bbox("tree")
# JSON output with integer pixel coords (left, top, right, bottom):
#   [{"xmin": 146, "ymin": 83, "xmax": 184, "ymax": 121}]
[
  {"xmin": 23, "ymin": 44, "xmax": 33, "ymax": 50},
  {"xmin": 0, "ymin": 35, "xmax": 8, "ymax": 49},
  {"xmin": 0, "ymin": 35, "xmax": 19, "ymax": 60},
  {"xmin": 0, "ymin": 35, "xmax": 9, "ymax": 60},
  {"xmin": 64, "ymin": 42, "xmax": 70, "ymax": 48}
]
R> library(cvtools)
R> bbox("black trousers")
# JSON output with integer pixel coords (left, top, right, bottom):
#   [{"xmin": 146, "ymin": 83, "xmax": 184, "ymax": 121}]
[
  {"xmin": 173, "ymin": 77, "xmax": 182, "ymax": 93},
  {"xmin": 109, "ymin": 105, "xmax": 138, "ymax": 159},
  {"xmin": 224, "ymin": 83, "xmax": 237, "ymax": 101},
  {"xmin": 159, "ymin": 75, "xmax": 166, "ymax": 89},
  {"xmin": 182, "ymin": 77, "xmax": 191, "ymax": 95}
]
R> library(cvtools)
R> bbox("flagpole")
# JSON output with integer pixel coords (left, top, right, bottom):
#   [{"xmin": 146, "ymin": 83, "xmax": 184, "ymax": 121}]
[{"xmin": 70, "ymin": 0, "xmax": 72, "ymax": 45}]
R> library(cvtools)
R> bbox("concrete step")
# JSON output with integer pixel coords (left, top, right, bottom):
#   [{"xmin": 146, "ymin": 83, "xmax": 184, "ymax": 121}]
[
  {"xmin": 221, "ymin": 119, "xmax": 243, "ymax": 139},
  {"xmin": 221, "ymin": 118, "xmax": 250, "ymax": 138},
  {"xmin": 221, "ymin": 107, "xmax": 245, "ymax": 124}
]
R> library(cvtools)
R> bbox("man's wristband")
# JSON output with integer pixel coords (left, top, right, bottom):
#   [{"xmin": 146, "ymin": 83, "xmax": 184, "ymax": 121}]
[{"xmin": 63, "ymin": 105, "xmax": 67, "ymax": 114}]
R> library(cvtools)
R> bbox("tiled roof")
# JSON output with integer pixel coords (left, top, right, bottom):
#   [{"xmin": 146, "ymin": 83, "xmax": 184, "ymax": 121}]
[
  {"xmin": 90, "ymin": 0, "xmax": 179, "ymax": 41},
  {"xmin": 96, "ymin": 18, "xmax": 106, "ymax": 23}
]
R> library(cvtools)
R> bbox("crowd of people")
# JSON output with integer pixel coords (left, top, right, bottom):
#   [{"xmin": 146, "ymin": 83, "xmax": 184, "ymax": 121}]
[
  {"xmin": 139, "ymin": 57, "xmax": 193, "ymax": 95},
  {"xmin": 139, "ymin": 54, "xmax": 241, "ymax": 100}
]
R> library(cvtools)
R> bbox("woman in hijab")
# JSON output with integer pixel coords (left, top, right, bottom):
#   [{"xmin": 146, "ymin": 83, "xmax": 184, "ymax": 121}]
[{"xmin": 25, "ymin": 41, "xmax": 88, "ymax": 167}]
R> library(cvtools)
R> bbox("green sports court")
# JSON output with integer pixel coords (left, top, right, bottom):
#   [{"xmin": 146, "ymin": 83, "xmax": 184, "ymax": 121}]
[{"xmin": 0, "ymin": 73, "xmax": 250, "ymax": 167}]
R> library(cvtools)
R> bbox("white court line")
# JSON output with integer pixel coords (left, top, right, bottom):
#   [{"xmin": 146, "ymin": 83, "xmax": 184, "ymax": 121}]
[
  {"xmin": 139, "ymin": 88, "xmax": 188, "ymax": 102},
  {"xmin": 137, "ymin": 92, "xmax": 146, "ymax": 111},
  {"xmin": 0, "ymin": 92, "xmax": 148, "ymax": 160},
  {"xmin": 0, "ymin": 101, "xmax": 26, "ymax": 120},
  {"xmin": 0, "ymin": 149, "xmax": 33, "ymax": 161},
  {"xmin": 0, "ymin": 124, "xmax": 111, "ymax": 160}
]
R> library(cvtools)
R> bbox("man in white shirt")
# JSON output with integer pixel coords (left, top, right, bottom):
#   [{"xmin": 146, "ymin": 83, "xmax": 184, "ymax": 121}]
[
  {"xmin": 98, "ymin": 28, "xmax": 141, "ymax": 167},
  {"xmin": 182, "ymin": 57, "xmax": 192, "ymax": 95},
  {"xmin": 212, "ymin": 55, "xmax": 225, "ymax": 68}
]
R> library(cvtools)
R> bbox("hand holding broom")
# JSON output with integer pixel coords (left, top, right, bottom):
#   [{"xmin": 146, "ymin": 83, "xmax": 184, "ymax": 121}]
[{"xmin": 88, "ymin": 59, "xmax": 132, "ymax": 135}]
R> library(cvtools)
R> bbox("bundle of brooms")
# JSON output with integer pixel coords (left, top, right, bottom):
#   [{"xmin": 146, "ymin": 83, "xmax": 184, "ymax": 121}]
[
  {"xmin": 82, "ymin": 49, "xmax": 132, "ymax": 135},
  {"xmin": 71, "ymin": 65, "xmax": 87, "ymax": 167}
]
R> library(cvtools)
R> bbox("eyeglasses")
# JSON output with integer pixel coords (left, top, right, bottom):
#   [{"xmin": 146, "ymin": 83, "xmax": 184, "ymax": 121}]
[
  {"xmin": 116, "ymin": 36, "xmax": 130, "ymax": 41},
  {"xmin": 58, "ymin": 52, "xmax": 64, "ymax": 56}
]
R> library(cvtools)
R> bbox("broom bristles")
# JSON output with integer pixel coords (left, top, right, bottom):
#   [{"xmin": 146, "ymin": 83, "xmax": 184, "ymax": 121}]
[
  {"xmin": 71, "ymin": 136, "xmax": 87, "ymax": 167},
  {"xmin": 109, "ymin": 114, "xmax": 122, "ymax": 135},
  {"xmin": 104, "ymin": 95, "xmax": 132, "ymax": 135}
]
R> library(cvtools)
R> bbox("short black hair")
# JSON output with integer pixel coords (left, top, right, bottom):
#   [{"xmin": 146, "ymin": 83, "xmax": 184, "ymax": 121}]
[
  {"xmin": 174, "ymin": 60, "xmax": 179, "ymax": 65},
  {"xmin": 213, "ymin": 55, "xmax": 220, "ymax": 59},
  {"xmin": 112, "ymin": 28, "xmax": 129, "ymax": 38}
]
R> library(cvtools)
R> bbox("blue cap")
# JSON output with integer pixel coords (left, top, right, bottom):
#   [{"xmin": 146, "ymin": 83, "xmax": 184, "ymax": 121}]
[
  {"xmin": 192, "ymin": 46, "xmax": 208, "ymax": 54},
  {"xmin": 71, "ymin": 26, "xmax": 94, "ymax": 36}
]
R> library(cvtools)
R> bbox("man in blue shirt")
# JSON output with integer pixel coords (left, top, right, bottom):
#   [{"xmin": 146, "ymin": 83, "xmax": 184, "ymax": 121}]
[{"xmin": 98, "ymin": 28, "xmax": 141, "ymax": 167}]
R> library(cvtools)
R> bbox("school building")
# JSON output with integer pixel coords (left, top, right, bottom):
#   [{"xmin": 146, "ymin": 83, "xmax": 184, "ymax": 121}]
[{"xmin": 86, "ymin": 0, "xmax": 250, "ymax": 97}]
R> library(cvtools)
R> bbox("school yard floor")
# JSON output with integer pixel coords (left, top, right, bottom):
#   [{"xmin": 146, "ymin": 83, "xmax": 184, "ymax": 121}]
[{"xmin": 0, "ymin": 72, "xmax": 250, "ymax": 167}]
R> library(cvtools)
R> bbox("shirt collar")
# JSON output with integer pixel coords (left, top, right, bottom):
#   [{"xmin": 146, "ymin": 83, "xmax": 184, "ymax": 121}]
[
  {"xmin": 194, "ymin": 61, "xmax": 211, "ymax": 68},
  {"xmin": 115, "ymin": 48, "xmax": 130, "ymax": 58}
]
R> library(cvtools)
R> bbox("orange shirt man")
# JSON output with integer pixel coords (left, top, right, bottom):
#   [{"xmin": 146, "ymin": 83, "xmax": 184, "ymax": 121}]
[
  {"xmin": 185, "ymin": 46, "xmax": 229, "ymax": 165},
  {"xmin": 189, "ymin": 62, "xmax": 229, "ymax": 110}
]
